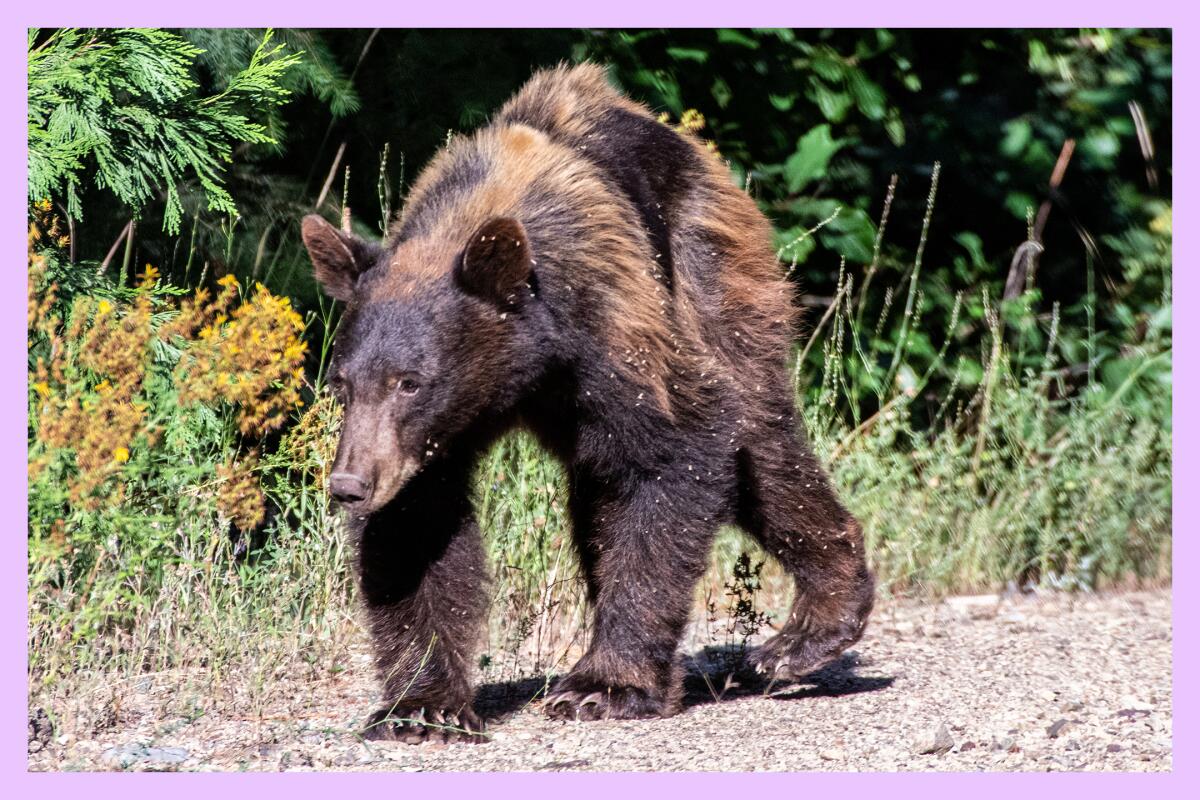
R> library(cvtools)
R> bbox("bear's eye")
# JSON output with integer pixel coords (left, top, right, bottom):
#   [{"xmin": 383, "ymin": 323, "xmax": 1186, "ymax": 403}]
[{"xmin": 397, "ymin": 377, "xmax": 420, "ymax": 396}]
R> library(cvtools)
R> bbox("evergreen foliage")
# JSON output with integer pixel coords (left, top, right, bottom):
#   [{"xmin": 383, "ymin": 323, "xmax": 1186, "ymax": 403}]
[{"xmin": 27, "ymin": 28, "xmax": 301, "ymax": 233}]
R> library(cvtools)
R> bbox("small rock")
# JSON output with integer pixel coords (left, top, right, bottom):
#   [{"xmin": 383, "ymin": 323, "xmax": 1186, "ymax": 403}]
[
  {"xmin": 28, "ymin": 740, "xmax": 43, "ymax": 754},
  {"xmin": 915, "ymin": 723, "xmax": 955, "ymax": 755},
  {"xmin": 536, "ymin": 758, "xmax": 591, "ymax": 770},
  {"xmin": 959, "ymin": 741, "xmax": 977, "ymax": 752},
  {"xmin": 1117, "ymin": 708, "xmax": 1151, "ymax": 720},
  {"xmin": 1106, "ymin": 744, "xmax": 1123, "ymax": 753},
  {"xmin": 28, "ymin": 708, "xmax": 52, "ymax": 745},
  {"xmin": 56, "ymin": 733, "xmax": 74, "ymax": 746},
  {"xmin": 945, "ymin": 593, "xmax": 1000, "ymax": 617},
  {"xmin": 1046, "ymin": 719, "xmax": 1072, "ymax": 738},
  {"xmin": 101, "ymin": 744, "xmax": 190, "ymax": 770},
  {"xmin": 819, "ymin": 748, "xmax": 845, "ymax": 761},
  {"xmin": 1120, "ymin": 695, "xmax": 1153, "ymax": 712},
  {"xmin": 378, "ymin": 746, "xmax": 410, "ymax": 761},
  {"xmin": 993, "ymin": 736, "xmax": 1017, "ymax": 752}
]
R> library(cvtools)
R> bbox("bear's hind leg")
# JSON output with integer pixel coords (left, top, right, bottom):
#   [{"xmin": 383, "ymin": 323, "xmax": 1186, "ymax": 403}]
[{"xmin": 736, "ymin": 432, "xmax": 875, "ymax": 681}]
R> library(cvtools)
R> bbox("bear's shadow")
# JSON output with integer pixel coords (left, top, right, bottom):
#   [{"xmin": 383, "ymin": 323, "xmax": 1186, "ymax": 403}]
[{"xmin": 473, "ymin": 648, "xmax": 895, "ymax": 721}]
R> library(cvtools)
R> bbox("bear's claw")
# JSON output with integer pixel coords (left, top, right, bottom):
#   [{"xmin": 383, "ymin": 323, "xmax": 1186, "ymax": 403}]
[
  {"xmin": 543, "ymin": 685, "xmax": 662, "ymax": 721},
  {"xmin": 750, "ymin": 634, "xmax": 846, "ymax": 682},
  {"xmin": 363, "ymin": 705, "xmax": 487, "ymax": 744}
]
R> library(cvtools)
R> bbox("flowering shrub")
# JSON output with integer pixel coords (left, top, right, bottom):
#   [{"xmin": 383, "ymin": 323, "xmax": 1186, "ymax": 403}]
[
  {"xmin": 29, "ymin": 254, "xmax": 306, "ymax": 506},
  {"xmin": 27, "ymin": 230, "xmax": 308, "ymax": 647},
  {"xmin": 173, "ymin": 275, "xmax": 307, "ymax": 437}
]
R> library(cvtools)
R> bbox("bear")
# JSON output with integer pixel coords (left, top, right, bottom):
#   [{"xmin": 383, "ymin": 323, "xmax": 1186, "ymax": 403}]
[{"xmin": 300, "ymin": 63, "xmax": 874, "ymax": 743}]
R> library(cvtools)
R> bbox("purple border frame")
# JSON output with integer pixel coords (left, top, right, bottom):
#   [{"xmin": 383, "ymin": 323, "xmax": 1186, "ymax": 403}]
[{"xmin": 5, "ymin": 3, "xmax": 1191, "ymax": 793}]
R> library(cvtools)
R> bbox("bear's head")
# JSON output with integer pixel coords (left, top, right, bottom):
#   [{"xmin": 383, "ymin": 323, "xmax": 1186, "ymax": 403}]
[{"xmin": 301, "ymin": 213, "xmax": 543, "ymax": 513}]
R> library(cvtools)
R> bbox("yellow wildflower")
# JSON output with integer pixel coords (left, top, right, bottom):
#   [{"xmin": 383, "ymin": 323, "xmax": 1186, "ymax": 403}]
[
  {"xmin": 113, "ymin": 447, "xmax": 130, "ymax": 463},
  {"xmin": 679, "ymin": 108, "xmax": 705, "ymax": 131}
]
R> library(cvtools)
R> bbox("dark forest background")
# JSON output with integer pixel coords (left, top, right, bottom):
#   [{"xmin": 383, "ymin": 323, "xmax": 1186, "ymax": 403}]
[{"xmin": 37, "ymin": 28, "xmax": 1171, "ymax": 416}]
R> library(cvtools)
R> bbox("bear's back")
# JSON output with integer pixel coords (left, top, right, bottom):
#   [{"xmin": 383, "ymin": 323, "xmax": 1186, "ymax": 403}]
[
  {"xmin": 392, "ymin": 64, "xmax": 794, "ymax": 406},
  {"xmin": 495, "ymin": 64, "xmax": 713, "ymax": 293}
]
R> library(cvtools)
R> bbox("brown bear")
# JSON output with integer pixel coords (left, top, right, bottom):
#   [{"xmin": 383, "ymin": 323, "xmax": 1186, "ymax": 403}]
[{"xmin": 300, "ymin": 63, "xmax": 874, "ymax": 743}]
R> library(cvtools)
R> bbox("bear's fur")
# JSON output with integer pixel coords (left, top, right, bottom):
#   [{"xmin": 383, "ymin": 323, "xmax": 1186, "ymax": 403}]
[{"xmin": 300, "ymin": 63, "xmax": 874, "ymax": 743}]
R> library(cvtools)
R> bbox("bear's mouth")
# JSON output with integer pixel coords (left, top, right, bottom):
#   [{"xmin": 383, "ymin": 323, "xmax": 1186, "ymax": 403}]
[{"xmin": 353, "ymin": 455, "xmax": 422, "ymax": 515}]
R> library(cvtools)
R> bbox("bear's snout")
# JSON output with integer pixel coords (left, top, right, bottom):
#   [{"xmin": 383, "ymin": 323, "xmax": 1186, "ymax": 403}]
[{"xmin": 329, "ymin": 472, "xmax": 373, "ymax": 506}]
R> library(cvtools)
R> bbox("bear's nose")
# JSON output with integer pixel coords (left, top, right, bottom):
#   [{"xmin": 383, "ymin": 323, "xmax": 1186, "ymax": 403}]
[{"xmin": 329, "ymin": 472, "xmax": 372, "ymax": 505}]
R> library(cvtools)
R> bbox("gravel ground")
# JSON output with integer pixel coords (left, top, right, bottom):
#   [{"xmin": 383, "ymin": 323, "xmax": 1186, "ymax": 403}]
[{"xmin": 29, "ymin": 589, "xmax": 1171, "ymax": 772}]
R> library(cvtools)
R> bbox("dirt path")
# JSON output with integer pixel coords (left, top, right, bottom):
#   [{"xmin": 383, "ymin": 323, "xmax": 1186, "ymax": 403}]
[{"xmin": 29, "ymin": 589, "xmax": 1171, "ymax": 772}]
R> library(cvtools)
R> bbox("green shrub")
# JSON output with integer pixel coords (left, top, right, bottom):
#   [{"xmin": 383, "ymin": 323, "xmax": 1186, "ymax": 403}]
[{"xmin": 28, "ymin": 28, "xmax": 300, "ymax": 234}]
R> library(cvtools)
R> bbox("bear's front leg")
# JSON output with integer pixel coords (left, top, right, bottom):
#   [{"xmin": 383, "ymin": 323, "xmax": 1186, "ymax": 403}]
[
  {"xmin": 547, "ymin": 470, "xmax": 721, "ymax": 721},
  {"xmin": 354, "ymin": 463, "xmax": 490, "ymax": 744}
]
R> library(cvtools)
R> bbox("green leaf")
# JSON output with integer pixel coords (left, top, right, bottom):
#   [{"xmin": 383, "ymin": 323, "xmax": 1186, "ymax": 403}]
[
  {"xmin": 666, "ymin": 47, "xmax": 708, "ymax": 64},
  {"xmin": 954, "ymin": 232, "xmax": 987, "ymax": 268},
  {"xmin": 884, "ymin": 112, "xmax": 906, "ymax": 146},
  {"xmin": 811, "ymin": 52, "xmax": 846, "ymax": 82},
  {"xmin": 768, "ymin": 93, "xmax": 796, "ymax": 112},
  {"xmin": 809, "ymin": 81, "xmax": 853, "ymax": 123},
  {"xmin": 717, "ymin": 29, "xmax": 761, "ymax": 49},
  {"xmin": 1083, "ymin": 128, "xmax": 1120, "ymax": 161},
  {"xmin": 711, "ymin": 77, "xmax": 732, "ymax": 109},
  {"xmin": 1001, "ymin": 118, "xmax": 1032, "ymax": 157},
  {"xmin": 848, "ymin": 70, "xmax": 886, "ymax": 120},
  {"xmin": 956, "ymin": 357, "xmax": 985, "ymax": 388},
  {"xmin": 820, "ymin": 207, "xmax": 878, "ymax": 263},
  {"xmin": 773, "ymin": 225, "xmax": 817, "ymax": 263},
  {"xmin": 1004, "ymin": 191, "xmax": 1038, "ymax": 220},
  {"xmin": 783, "ymin": 124, "xmax": 846, "ymax": 194}
]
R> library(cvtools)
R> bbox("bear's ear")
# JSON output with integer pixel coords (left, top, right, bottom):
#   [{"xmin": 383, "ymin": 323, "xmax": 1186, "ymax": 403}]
[
  {"xmin": 456, "ymin": 217, "xmax": 534, "ymax": 304},
  {"xmin": 300, "ymin": 214, "xmax": 383, "ymax": 302}
]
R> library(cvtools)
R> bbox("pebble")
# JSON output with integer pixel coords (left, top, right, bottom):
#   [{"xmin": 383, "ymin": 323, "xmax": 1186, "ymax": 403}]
[
  {"xmin": 1046, "ymin": 719, "xmax": 1072, "ymax": 738},
  {"xmin": 1120, "ymin": 696, "xmax": 1153, "ymax": 712},
  {"xmin": 915, "ymin": 723, "xmax": 955, "ymax": 755},
  {"xmin": 945, "ymin": 594, "xmax": 1000, "ymax": 618},
  {"xmin": 102, "ymin": 744, "xmax": 190, "ymax": 770}
]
